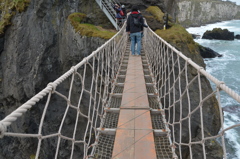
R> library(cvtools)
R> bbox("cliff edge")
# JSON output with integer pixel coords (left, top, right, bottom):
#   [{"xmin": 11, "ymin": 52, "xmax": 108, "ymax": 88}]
[{"xmin": 178, "ymin": 0, "xmax": 240, "ymax": 27}]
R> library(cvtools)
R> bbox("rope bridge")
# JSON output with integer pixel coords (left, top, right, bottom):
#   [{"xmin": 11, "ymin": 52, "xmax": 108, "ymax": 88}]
[{"xmin": 0, "ymin": 21, "xmax": 240, "ymax": 159}]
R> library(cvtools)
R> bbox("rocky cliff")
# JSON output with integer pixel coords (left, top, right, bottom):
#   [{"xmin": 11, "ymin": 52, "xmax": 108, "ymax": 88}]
[
  {"xmin": 0, "ymin": 0, "xmax": 107, "ymax": 158},
  {"xmin": 118, "ymin": 0, "xmax": 178, "ymax": 22},
  {"xmin": 0, "ymin": 0, "xmax": 223, "ymax": 158},
  {"xmin": 178, "ymin": 0, "xmax": 240, "ymax": 27},
  {"xmin": 0, "ymin": 0, "xmax": 179, "ymax": 129}
]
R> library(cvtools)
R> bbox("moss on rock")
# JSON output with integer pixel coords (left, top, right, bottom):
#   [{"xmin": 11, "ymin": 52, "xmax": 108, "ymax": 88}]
[
  {"xmin": 202, "ymin": 28, "xmax": 234, "ymax": 40},
  {"xmin": 0, "ymin": 0, "xmax": 30, "ymax": 35},
  {"xmin": 145, "ymin": 6, "xmax": 174, "ymax": 30},
  {"xmin": 68, "ymin": 13, "xmax": 116, "ymax": 40},
  {"xmin": 13, "ymin": 0, "xmax": 31, "ymax": 12},
  {"xmin": 68, "ymin": 13, "xmax": 87, "ymax": 28},
  {"xmin": 30, "ymin": 155, "xmax": 35, "ymax": 159},
  {"xmin": 146, "ymin": 6, "xmax": 165, "ymax": 23},
  {"xmin": 155, "ymin": 24, "xmax": 200, "ymax": 55}
]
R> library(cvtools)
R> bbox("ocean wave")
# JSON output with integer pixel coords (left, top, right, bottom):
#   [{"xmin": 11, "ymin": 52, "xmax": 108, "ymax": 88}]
[
  {"xmin": 224, "ymin": 112, "xmax": 240, "ymax": 159},
  {"xmin": 187, "ymin": 20, "xmax": 240, "ymax": 36},
  {"xmin": 188, "ymin": 19, "xmax": 240, "ymax": 158},
  {"xmin": 225, "ymin": 129, "xmax": 240, "ymax": 159}
]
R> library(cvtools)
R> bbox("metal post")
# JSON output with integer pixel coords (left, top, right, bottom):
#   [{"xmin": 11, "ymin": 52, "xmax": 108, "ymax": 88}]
[{"xmin": 163, "ymin": 13, "xmax": 168, "ymax": 30}]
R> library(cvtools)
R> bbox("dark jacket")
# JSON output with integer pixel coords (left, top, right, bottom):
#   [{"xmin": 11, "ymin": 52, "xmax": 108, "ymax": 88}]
[
  {"xmin": 126, "ymin": 12, "xmax": 144, "ymax": 33},
  {"xmin": 112, "ymin": 5, "xmax": 123, "ymax": 19}
]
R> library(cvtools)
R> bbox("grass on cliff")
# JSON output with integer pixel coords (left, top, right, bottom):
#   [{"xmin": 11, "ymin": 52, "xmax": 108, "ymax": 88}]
[
  {"xmin": 146, "ymin": 6, "xmax": 165, "ymax": 23},
  {"xmin": 68, "ymin": 13, "xmax": 116, "ymax": 40},
  {"xmin": 155, "ymin": 24, "xmax": 200, "ymax": 54},
  {"xmin": 145, "ymin": 6, "xmax": 199, "ymax": 54},
  {"xmin": 0, "ymin": 0, "xmax": 30, "ymax": 35},
  {"xmin": 146, "ymin": 6, "xmax": 173, "ymax": 26}
]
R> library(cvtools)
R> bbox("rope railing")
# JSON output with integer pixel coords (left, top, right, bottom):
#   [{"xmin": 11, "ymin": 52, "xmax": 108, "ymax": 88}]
[
  {"xmin": 143, "ymin": 25, "xmax": 240, "ymax": 159},
  {"xmin": 0, "ymin": 22, "xmax": 128, "ymax": 158},
  {"xmin": 1, "ymin": 18, "xmax": 240, "ymax": 159}
]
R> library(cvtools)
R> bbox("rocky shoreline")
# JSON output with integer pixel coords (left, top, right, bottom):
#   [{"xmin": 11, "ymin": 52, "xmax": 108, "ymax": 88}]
[{"xmin": 190, "ymin": 27, "xmax": 240, "ymax": 58}]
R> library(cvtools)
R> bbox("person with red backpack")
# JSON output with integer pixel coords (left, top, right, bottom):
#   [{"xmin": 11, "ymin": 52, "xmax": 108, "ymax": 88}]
[{"xmin": 112, "ymin": 4, "xmax": 124, "ymax": 26}]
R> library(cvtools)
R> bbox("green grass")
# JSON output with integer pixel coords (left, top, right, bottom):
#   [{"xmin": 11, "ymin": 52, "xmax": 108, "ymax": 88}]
[
  {"xmin": 68, "ymin": 13, "xmax": 116, "ymax": 40},
  {"xmin": 68, "ymin": 13, "xmax": 87, "ymax": 28},
  {"xmin": 155, "ymin": 24, "xmax": 200, "ymax": 54},
  {"xmin": 0, "ymin": 0, "xmax": 30, "ymax": 34},
  {"xmin": 146, "ymin": 6, "xmax": 165, "ymax": 23},
  {"xmin": 145, "ymin": 6, "xmax": 199, "ymax": 55},
  {"xmin": 146, "ymin": 6, "xmax": 173, "ymax": 27}
]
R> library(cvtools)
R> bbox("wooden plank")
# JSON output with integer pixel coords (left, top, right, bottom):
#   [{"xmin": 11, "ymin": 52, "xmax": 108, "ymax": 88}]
[{"xmin": 112, "ymin": 52, "xmax": 157, "ymax": 159}]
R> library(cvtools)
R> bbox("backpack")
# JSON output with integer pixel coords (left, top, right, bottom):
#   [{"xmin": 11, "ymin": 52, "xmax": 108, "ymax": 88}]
[
  {"xmin": 133, "ymin": 15, "xmax": 141, "ymax": 27},
  {"xmin": 120, "ymin": 9, "xmax": 124, "ymax": 16},
  {"xmin": 122, "ymin": 8, "xmax": 126, "ymax": 18}
]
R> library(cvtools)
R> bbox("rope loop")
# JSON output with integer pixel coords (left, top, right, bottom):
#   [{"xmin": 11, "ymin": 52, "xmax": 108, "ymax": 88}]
[
  {"xmin": 83, "ymin": 57, "xmax": 88, "ymax": 64},
  {"xmin": 197, "ymin": 66, "xmax": 204, "ymax": 72},
  {"xmin": 186, "ymin": 58, "xmax": 192, "ymax": 64},
  {"xmin": 0, "ymin": 122, "xmax": 6, "ymax": 138},
  {"xmin": 47, "ymin": 82, "xmax": 57, "ymax": 93},
  {"xmin": 216, "ymin": 81, "xmax": 225, "ymax": 89},
  {"xmin": 71, "ymin": 66, "xmax": 77, "ymax": 74}
]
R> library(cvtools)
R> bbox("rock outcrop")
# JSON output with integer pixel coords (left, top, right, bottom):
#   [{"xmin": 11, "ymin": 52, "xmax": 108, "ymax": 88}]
[
  {"xmin": 191, "ymin": 34, "xmax": 201, "ymax": 39},
  {"xmin": 235, "ymin": 34, "xmax": 240, "ymax": 39},
  {"xmin": 199, "ymin": 46, "xmax": 222, "ymax": 58},
  {"xmin": 202, "ymin": 28, "xmax": 234, "ymax": 40},
  {"xmin": 178, "ymin": 0, "xmax": 240, "ymax": 27}
]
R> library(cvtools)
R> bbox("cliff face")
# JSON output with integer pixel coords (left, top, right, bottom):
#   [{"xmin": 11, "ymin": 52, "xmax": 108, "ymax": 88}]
[
  {"xmin": 0, "ymin": 0, "xmax": 107, "ymax": 158},
  {"xmin": 178, "ymin": 0, "xmax": 240, "ymax": 27},
  {"xmin": 0, "ymin": 0, "xmax": 222, "ymax": 158},
  {"xmin": 0, "ymin": 0, "xmax": 107, "ymax": 108},
  {"xmin": 118, "ymin": 0, "xmax": 178, "ymax": 22},
  {"xmin": 0, "ymin": 0, "xmax": 180, "ymax": 124}
]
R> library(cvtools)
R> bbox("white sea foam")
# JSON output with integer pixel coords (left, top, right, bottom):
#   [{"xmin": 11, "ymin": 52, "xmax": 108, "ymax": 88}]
[
  {"xmin": 225, "ymin": 129, "xmax": 240, "ymax": 159},
  {"xmin": 224, "ymin": 112, "xmax": 240, "ymax": 159},
  {"xmin": 187, "ymin": 20, "xmax": 240, "ymax": 158},
  {"xmin": 187, "ymin": 20, "xmax": 240, "ymax": 36},
  {"xmin": 225, "ymin": 112, "xmax": 240, "ymax": 122}
]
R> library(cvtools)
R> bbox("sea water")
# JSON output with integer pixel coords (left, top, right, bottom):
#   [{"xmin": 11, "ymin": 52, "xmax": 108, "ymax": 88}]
[{"xmin": 187, "ymin": 20, "xmax": 240, "ymax": 159}]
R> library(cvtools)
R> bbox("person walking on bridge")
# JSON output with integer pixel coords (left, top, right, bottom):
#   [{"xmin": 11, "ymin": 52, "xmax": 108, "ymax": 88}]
[{"xmin": 126, "ymin": 5, "xmax": 144, "ymax": 56}]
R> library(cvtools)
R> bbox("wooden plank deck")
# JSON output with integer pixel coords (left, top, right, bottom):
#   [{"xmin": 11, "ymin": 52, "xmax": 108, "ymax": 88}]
[{"xmin": 112, "ymin": 53, "xmax": 157, "ymax": 159}]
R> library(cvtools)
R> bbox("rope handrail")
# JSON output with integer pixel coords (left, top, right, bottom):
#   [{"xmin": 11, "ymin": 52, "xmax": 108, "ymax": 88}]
[
  {"xmin": 0, "ymin": 17, "xmax": 240, "ymax": 159},
  {"xmin": 0, "ymin": 23, "xmax": 125, "ymax": 132},
  {"xmin": 0, "ymin": 21, "xmax": 128, "ymax": 158},
  {"xmin": 145, "ymin": 27, "xmax": 240, "ymax": 103},
  {"xmin": 143, "ymin": 24, "xmax": 240, "ymax": 159}
]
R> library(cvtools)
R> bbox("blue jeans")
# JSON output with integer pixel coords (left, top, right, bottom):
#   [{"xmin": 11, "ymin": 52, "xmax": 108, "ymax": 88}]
[{"xmin": 130, "ymin": 32, "xmax": 142, "ymax": 55}]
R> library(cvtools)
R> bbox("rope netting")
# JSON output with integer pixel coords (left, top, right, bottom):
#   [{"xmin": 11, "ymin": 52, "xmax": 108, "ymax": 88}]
[
  {"xmin": 0, "ymin": 23, "xmax": 127, "ymax": 158},
  {"xmin": 143, "ymin": 26, "xmax": 240, "ymax": 159},
  {"xmin": 1, "ymin": 19, "xmax": 240, "ymax": 159}
]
